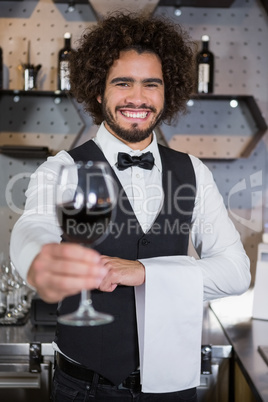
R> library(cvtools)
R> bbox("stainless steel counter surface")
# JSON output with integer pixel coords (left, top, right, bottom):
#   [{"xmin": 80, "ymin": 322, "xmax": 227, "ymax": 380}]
[
  {"xmin": 0, "ymin": 303, "xmax": 232, "ymax": 401},
  {"xmin": 0, "ymin": 320, "xmax": 55, "ymax": 401},
  {"xmin": 0, "ymin": 302, "xmax": 230, "ymax": 356},
  {"xmin": 0, "ymin": 321, "xmax": 55, "ymax": 357},
  {"xmin": 211, "ymin": 289, "xmax": 268, "ymax": 402}
]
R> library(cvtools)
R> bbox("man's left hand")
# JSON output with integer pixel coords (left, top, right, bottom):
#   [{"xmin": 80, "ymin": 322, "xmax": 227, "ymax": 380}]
[{"xmin": 98, "ymin": 256, "xmax": 145, "ymax": 292}]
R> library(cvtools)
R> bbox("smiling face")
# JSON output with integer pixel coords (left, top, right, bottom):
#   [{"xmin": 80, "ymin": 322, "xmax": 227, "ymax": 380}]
[{"xmin": 97, "ymin": 49, "xmax": 165, "ymax": 150}]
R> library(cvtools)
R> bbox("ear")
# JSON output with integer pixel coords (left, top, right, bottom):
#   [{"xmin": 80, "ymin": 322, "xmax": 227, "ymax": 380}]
[{"xmin": 97, "ymin": 95, "xmax": 102, "ymax": 104}]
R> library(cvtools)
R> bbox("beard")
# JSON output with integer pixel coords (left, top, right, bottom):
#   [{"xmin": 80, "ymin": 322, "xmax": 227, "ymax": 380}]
[{"xmin": 101, "ymin": 98, "xmax": 164, "ymax": 144}]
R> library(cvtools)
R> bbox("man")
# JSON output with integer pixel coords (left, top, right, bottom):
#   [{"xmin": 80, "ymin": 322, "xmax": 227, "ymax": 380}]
[{"xmin": 10, "ymin": 13, "xmax": 251, "ymax": 402}]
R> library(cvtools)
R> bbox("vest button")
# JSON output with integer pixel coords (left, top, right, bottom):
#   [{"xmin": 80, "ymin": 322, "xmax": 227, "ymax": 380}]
[{"xmin": 141, "ymin": 238, "xmax": 149, "ymax": 246}]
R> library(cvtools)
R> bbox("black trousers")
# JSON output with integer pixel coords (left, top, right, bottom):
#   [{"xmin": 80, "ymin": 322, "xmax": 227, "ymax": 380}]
[{"xmin": 51, "ymin": 367, "xmax": 198, "ymax": 402}]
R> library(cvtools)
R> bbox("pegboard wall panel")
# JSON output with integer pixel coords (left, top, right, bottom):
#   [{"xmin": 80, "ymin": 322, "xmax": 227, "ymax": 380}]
[
  {"xmin": 0, "ymin": 0, "xmax": 96, "ymax": 91},
  {"xmin": 0, "ymin": 0, "xmax": 268, "ymax": 281},
  {"xmin": 0, "ymin": 154, "xmax": 45, "ymax": 259},
  {"xmin": 155, "ymin": 0, "xmax": 268, "ymax": 119}
]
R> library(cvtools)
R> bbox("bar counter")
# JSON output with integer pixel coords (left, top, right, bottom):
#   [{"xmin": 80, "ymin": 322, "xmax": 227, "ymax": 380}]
[
  {"xmin": 0, "ymin": 300, "xmax": 231, "ymax": 352},
  {"xmin": 1, "ymin": 293, "xmax": 267, "ymax": 401},
  {"xmin": 211, "ymin": 289, "xmax": 268, "ymax": 402},
  {"xmin": 0, "ymin": 302, "xmax": 231, "ymax": 401}
]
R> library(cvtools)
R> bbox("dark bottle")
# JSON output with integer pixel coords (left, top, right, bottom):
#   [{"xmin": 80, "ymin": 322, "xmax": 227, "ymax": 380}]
[
  {"xmin": 0, "ymin": 47, "xmax": 3, "ymax": 89},
  {"xmin": 58, "ymin": 32, "xmax": 73, "ymax": 91},
  {"xmin": 196, "ymin": 35, "xmax": 214, "ymax": 94}
]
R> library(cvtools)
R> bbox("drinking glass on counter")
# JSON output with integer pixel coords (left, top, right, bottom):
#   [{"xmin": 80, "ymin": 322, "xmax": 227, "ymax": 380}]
[{"xmin": 0, "ymin": 258, "xmax": 35, "ymax": 325}]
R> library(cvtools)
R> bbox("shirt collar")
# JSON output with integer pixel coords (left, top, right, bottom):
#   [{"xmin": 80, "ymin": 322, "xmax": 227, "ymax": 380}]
[{"xmin": 94, "ymin": 122, "xmax": 162, "ymax": 173}]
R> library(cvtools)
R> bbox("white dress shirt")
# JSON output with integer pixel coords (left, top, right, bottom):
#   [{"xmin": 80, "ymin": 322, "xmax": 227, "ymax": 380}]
[
  {"xmin": 93, "ymin": 123, "xmax": 163, "ymax": 233},
  {"xmin": 10, "ymin": 122, "xmax": 250, "ymax": 393}
]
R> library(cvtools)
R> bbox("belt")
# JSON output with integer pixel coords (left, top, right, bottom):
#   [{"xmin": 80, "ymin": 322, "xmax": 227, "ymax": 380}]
[{"xmin": 56, "ymin": 353, "xmax": 141, "ymax": 392}]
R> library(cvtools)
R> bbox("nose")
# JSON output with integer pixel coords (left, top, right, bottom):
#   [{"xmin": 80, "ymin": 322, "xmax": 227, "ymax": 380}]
[{"xmin": 124, "ymin": 84, "xmax": 148, "ymax": 107}]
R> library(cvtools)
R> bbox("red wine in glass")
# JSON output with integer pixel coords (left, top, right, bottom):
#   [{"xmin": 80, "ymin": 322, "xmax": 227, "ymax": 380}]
[{"xmin": 57, "ymin": 201, "xmax": 112, "ymax": 245}]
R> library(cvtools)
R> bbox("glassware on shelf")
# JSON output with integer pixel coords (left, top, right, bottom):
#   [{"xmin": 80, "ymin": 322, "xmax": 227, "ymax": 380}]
[{"xmin": 0, "ymin": 257, "xmax": 34, "ymax": 325}]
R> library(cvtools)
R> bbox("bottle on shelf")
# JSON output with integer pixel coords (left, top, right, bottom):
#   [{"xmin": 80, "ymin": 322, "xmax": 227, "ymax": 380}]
[
  {"xmin": 19, "ymin": 41, "xmax": 42, "ymax": 91},
  {"xmin": 196, "ymin": 35, "xmax": 214, "ymax": 94},
  {"xmin": 0, "ymin": 46, "xmax": 3, "ymax": 89},
  {"xmin": 58, "ymin": 32, "xmax": 74, "ymax": 91}
]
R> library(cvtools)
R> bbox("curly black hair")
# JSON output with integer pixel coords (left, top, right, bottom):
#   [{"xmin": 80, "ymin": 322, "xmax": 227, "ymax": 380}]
[{"xmin": 69, "ymin": 12, "xmax": 196, "ymax": 126}]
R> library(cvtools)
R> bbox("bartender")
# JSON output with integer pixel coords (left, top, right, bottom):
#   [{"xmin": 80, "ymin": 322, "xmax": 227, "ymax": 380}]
[{"xmin": 10, "ymin": 12, "xmax": 251, "ymax": 402}]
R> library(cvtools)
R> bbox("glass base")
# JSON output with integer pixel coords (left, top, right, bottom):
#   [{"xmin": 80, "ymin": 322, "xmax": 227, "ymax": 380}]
[
  {"xmin": 58, "ymin": 305, "xmax": 114, "ymax": 326},
  {"xmin": 0, "ymin": 313, "xmax": 17, "ymax": 324}
]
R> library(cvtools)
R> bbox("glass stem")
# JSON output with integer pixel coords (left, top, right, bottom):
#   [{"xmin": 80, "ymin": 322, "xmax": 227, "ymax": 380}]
[
  {"xmin": 80, "ymin": 290, "xmax": 93, "ymax": 308},
  {"xmin": 6, "ymin": 291, "xmax": 14, "ymax": 318}
]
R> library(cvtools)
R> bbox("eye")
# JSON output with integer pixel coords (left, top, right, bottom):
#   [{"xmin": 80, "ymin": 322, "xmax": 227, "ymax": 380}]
[
  {"xmin": 146, "ymin": 83, "xmax": 158, "ymax": 88},
  {"xmin": 115, "ymin": 82, "xmax": 129, "ymax": 87}
]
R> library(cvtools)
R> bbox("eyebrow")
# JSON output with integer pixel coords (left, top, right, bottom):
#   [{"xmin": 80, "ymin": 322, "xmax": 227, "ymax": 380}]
[{"xmin": 110, "ymin": 77, "xmax": 163, "ymax": 85}]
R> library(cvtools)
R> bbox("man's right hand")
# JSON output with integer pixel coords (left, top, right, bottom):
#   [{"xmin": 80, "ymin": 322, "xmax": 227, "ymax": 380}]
[{"xmin": 27, "ymin": 243, "xmax": 107, "ymax": 303}]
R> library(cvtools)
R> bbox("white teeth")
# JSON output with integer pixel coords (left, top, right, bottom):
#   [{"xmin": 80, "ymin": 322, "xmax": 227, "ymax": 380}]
[{"xmin": 121, "ymin": 111, "xmax": 148, "ymax": 118}]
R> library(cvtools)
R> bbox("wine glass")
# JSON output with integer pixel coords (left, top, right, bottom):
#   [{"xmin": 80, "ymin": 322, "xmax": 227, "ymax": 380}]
[
  {"xmin": 0, "ymin": 259, "xmax": 17, "ymax": 324},
  {"xmin": 56, "ymin": 161, "xmax": 117, "ymax": 326}
]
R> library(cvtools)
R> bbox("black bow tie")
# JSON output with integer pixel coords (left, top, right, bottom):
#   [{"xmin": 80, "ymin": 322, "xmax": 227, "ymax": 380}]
[{"xmin": 117, "ymin": 151, "xmax": 155, "ymax": 171}]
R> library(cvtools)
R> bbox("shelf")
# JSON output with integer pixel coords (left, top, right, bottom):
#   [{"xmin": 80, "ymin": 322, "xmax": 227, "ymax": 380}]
[
  {"xmin": 161, "ymin": 94, "xmax": 267, "ymax": 160},
  {"xmin": 0, "ymin": 145, "xmax": 51, "ymax": 159},
  {"xmin": 260, "ymin": 0, "xmax": 268, "ymax": 14},
  {"xmin": 158, "ymin": 0, "xmax": 235, "ymax": 7},
  {"xmin": 0, "ymin": 89, "xmax": 70, "ymax": 98},
  {"xmin": 0, "ymin": 89, "xmax": 85, "ymax": 155},
  {"xmin": 51, "ymin": 0, "xmax": 235, "ymax": 6}
]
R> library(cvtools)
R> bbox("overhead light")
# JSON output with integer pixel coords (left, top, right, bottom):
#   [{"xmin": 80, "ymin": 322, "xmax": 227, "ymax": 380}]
[
  {"xmin": 67, "ymin": 0, "xmax": 75, "ymax": 12},
  {"xmin": 187, "ymin": 99, "xmax": 194, "ymax": 107},
  {"xmin": 174, "ymin": 8, "xmax": 182, "ymax": 16},
  {"xmin": 230, "ymin": 99, "xmax": 238, "ymax": 108}
]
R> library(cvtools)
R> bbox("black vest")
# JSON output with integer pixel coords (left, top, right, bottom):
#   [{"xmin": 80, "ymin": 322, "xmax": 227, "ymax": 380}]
[{"xmin": 55, "ymin": 140, "xmax": 196, "ymax": 385}]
